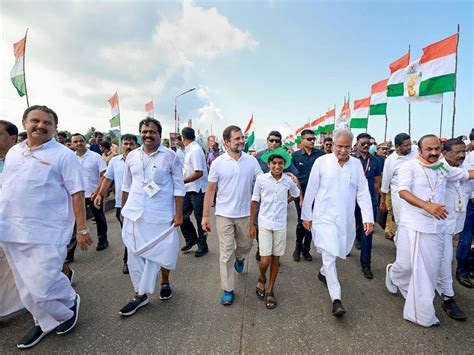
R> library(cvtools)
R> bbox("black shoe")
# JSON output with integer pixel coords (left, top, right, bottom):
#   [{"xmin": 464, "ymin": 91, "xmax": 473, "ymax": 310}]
[
  {"xmin": 442, "ymin": 297, "xmax": 467, "ymax": 320},
  {"xmin": 65, "ymin": 255, "xmax": 74, "ymax": 264},
  {"xmin": 66, "ymin": 268, "xmax": 75, "ymax": 284},
  {"xmin": 362, "ymin": 266, "xmax": 374, "ymax": 279},
  {"xmin": 332, "ymin": 299, "xmax": 346, "ymax": 317},
  {"xmin": 354, "ymin": 240, "xmax": 361, "ymax": 250},
  {"xmin": 255, "ymin": 250, "xmax": 261, "ymax": 262},
  {"xmin": 293, "ymin": 249, "xmax": 301, "ymax": 262},
  {"xmin": 122, "ymin": 263, "xmax": 129, "ymax": 274},
  {"xmin": 181, "ymin": 242, "xmax": 196, "ymax": 252},
  {"xmin": 55, "ymin": 294, "xmax": 81, "ymax": 335},
  {"xmin": 302, "ymin": 252, "xmax": 313, "ymax": 261},
  {"xmin": 195, "ymin": 247, "xmax": 209, "ymax": 257},
  {"xmin": 456, "ymin": 273, "xmax": 473, "ymax": 288},
  {"xmin": 318, "ymin": 272, "xmax": 327, "ymax": 288},
  {"xmin": 96, "ymin": 241, "xmax": 109, "ymax": 251},
  {"xmin": 160, "ymin": 282, "xmax": 172, "ymax": 300},
  {"xmin": 119, "ymin": 295, "xmax": 149, "ymax": 316},
  {"xmin": 17, "ymin": 325, "xmax": 50, "ymax": 349}
]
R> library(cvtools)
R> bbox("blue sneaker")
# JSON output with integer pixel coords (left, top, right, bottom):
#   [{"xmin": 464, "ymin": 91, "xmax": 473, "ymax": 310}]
[
  {"xmin": 220, "ymin": 291, "xmax": 234, "ymax": 305},
  {"xmin": 234, "ymin": 258, "xmax": 245, "ymax": 273}
]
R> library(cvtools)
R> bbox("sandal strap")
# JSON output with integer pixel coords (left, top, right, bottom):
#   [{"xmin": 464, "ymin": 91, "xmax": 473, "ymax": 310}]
[{"xmin": 258, "ymin": 277, "xmax": 267, "ymax": 284}]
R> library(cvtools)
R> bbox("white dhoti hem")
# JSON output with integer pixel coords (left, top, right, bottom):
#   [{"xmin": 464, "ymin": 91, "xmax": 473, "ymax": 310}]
[
  {"xmin": 319, "ymin": 252, "xmax": 341, "ymax": 302},
  {"xmin": 1, "ymin": 242, "xmax": 75, "ymax": 332},
  {"xmin": 0, "ymin": 245, "xmax": 24, "ymax": 318},
  {"xmin": 436, "ymin": 232, "xmax": 455, "ymax": 297},
  {"xmin": 390, "ymin": 226, "xmax": 443, "ymax": 327},
  {"xmin": 122, "ymin": 218, "xmax": 178, "ymax": 295}
]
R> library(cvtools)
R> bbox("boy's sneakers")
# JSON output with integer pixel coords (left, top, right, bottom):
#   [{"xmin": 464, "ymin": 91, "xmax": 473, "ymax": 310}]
[
  {"xmin": 234, "ymin": 258, "xmax": 245, "ymax": 273},
  {"xmin": 17, "ymin": 326, "xmax": 51, "ymax": 349},
  {"xmin": 119, "ymin": 295, "xmax": 149, "ymax": 316},
  {"xmin": 55, "ymin": 294, "xmax": 81, "ymax": 335},
  {"xmin": 159, "ymin": 282, "xmax": 173, "ymax": 300},
  {"xmin": 221, "ymin": 291, "xmax": 234, "ymax": 305}
]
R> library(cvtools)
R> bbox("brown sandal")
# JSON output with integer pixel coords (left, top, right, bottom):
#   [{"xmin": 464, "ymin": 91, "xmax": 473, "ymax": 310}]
[
  {"xmin": 256, "ymin": 277, "xmax": 266, "ymax": 299},
  {"xmin": 266, "ymin": 292, "xmax": 277, "ymax": 309}
]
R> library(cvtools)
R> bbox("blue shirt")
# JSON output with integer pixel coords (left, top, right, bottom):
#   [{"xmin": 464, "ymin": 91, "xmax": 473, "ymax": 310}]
[
  {"xmin": 352, "ymin": 151, "xmax": 381, "ymax": 206},
  {"xmin": 292, "ymin": 148, "xmax": 324, "ymax": 194},
  {"xmin": 0, "ymin": 159, "xmax": 4, "ymax": 174}
]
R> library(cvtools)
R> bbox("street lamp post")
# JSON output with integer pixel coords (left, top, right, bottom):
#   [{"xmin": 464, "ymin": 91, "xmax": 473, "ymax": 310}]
[{"xmin": 175, "ymin": 88, "xmax": 196, "ymax": 133}]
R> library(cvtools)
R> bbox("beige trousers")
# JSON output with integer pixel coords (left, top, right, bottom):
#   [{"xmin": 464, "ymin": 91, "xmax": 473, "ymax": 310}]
[{"xmin": 216, "ymin": 216, "xmax": 253, "ymax": 291}]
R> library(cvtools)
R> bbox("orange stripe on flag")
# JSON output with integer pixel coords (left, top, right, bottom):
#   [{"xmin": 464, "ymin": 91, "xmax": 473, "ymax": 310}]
[
  {"xmin": 145, "ymin": 100, "xmax": 153, "ymax": 112},
  {"xmin": 13, "ymin": 36, "xmax": 26, "ymax": 60},
  {"xmin": 311, "ymin": 118, "xmax": 319, "ymax": 126},
  {"xmin": 389, "ymin": 52, "xmax": 410, "ymax": 73},
  {"xmin": 354, "ymin": 97, "xmax": 370, "ymax": 109},
  {"xmin": 371, "ymin": 79, "xmax": 388, "ymax": 94},
  {"xmin": 244, "ymin": 115, "xmax": 253, "ymax": 133},
  {"xmin": 325, "ymin": 109, "xmax": 336, "ymax": 118},
  {"xmin": 108, "ymin": 92, "xmax": 119, "ymax": 108},
  {"xmin": 420, "ymin": 33, "xmax": 458, "ymax": 64},
  {"xmin": 303, "ymin": 123, "xmax": 311, "ymax": 129}
]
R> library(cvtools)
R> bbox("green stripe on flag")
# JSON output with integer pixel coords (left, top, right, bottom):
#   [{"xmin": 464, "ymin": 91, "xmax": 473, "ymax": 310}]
[
  {"xmin": 11, "ymin": 75, "xmax": 26, "ymax": 97},
  {"xmin": 369, "ymin": 103, "xmax": 387, "ymax": 116},
  {"xmin": 387, "ymin": 83, "xmax": 404, "ymax": 97},
  {"xmin": 419, "ymin": 74, "xmax": 455, "ymax": 96},
  {"xmin": 110, "ymin": 114, "xmax": 120, "ymax": 128},
  {"xmin": 244, "ymin": 131, "xmax": 255, "ymax": 152},
  {"xmin": 350, "ymin": 118, "xmax": 368, "ymax": 129},
  {"xmin": 325, "ymin": 124, "xmax": 335, "ymax": 133}
]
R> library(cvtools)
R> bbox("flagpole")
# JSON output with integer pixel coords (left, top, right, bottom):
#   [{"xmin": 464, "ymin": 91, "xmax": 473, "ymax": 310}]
[
  {"xmin": 439, "ymin": 98, "xmax": 444, "ymax": 137},
  {"xmin": 117, "ymin": 93, "xmax": 122, "ymax": 152},
  {"xmin": 384, "ymin": 113, "xmax": 388, "ymax": 142},
  {"xmin": 451, "ymin": 24, "xmax": 460, "ymax": 138},
  {"xmin": 407, "ymin": 44, "xmax": 411, "ymax": 137},
  {"xmin": 23, "ymin": 28, "xmax": 30, "ymax": 108}
]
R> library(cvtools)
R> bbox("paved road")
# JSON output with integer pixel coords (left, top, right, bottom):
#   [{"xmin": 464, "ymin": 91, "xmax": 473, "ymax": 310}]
[{"xmin": 1, "ymin": 207, "xmax": 473, "ymax": 353}]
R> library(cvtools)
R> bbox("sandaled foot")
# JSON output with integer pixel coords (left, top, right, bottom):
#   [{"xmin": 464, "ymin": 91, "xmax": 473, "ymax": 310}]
[
  {"xmin": 256, "ymin": 277, "xmax": 266, "ymax": 299},
  {"xmin": 266, "ymin": 292, "xmax": 277, "ymax": 309}
]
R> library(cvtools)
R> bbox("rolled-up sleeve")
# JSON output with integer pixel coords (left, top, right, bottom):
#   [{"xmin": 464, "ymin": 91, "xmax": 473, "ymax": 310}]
[
  {"xmin": 397, "ymin": 161, "xmax": 413, "ymax": 193},
  {"xmin": 208, "ymin": 160, "xmax": 219, "ymax": 183},
  {"xmin": 171, "ymin": 154, "xmax": 186, "ymax": 197},
  {"xmin": 251, "ymin": 175, "xmax": 262, "ymax": 202},
  {"xmin": 62, "ymin": 153, "xmax": 84, "ymax": 195},
  {"xmin": 121, "ymin": 156, "xmax": 132, "ymax": 193}
]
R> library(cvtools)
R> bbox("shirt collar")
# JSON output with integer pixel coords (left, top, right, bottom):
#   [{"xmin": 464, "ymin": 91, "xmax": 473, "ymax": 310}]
[
  {"xmin": 223, "ymin": 151, "xmax": 245, "ymax": 161},
  {"xmin": 21, "ymin": 138, "xmax": 56, "ymax": 152},
  {"xmin": 185, "ymin": 140, "xmax": 197, "ymax": 153},
  {"xmin": 140, "ymin": 144, "xmax": 166, "ymax": 156}
]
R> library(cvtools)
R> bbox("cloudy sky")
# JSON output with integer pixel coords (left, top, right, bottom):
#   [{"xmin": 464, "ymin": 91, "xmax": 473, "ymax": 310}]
[{"xmin": 0, "ymin": 0, "xmax": 472, "ymax": 142}]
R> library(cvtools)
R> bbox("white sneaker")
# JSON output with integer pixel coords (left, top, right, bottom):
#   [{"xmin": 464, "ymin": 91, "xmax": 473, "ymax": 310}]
[{"xmin": 385, "ymin": 263, "xmax": 398, "ymax": 294}]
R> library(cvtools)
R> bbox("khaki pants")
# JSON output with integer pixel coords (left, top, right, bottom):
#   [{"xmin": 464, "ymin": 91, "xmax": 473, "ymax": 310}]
[
  {"xmin": 216, "ymin": 216, "xmax": 253, "ymax": 291},
  {"xmin": 385, "ymin": 192, "xmax": 396, "ymax": 237}
]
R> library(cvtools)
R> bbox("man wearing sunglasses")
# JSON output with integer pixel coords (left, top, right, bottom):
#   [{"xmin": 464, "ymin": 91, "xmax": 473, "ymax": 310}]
[
  {"xmin": 254, "ymin": 131, "xmax": 299, "ymax": 261},
  {"xmin": 352, "ymin": 133, "xmax": 382, "ymax": 279},
  {"xmin": 292, "ymin": 129, "xmax": 324, "ymax": 261},
  {"xmin": 323, "ymin": 137, "xmax": 333, "ymax": 154}
]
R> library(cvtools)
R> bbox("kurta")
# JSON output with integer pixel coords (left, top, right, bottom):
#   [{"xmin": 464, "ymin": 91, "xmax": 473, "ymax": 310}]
[{"xmin": 302, "ymin": 153, "xmax": 374, "ymax": 258}]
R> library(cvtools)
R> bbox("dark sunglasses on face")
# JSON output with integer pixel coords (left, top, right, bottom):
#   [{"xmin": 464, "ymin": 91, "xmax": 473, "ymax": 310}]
[
  {"xmin": 304, "ymin": 137, "xmax": 316, "ymax": 142},
  {"xmin": 325, "ymin": 143, "xmax": 332, "ymax": 147},
  {"xmin": 360, "ymin": 142, "xmax": 371, "ymax": 147},
  {"xmin": 268, "ymin": 139, "xmax": 281, "ymax": 143}
]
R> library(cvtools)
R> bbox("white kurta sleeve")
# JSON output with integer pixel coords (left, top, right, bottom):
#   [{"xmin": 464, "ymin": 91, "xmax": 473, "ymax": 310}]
[
  {"xmin": 355, "ymin": 162, "xmax": 374, "ymax": 224},
  {"xmin": 61, "ymin": 153, "xmax": 85, "ymax": 195},
  {"xmin": 301, "ymin": 159, "xmax": 320, "ymax": 221},
  {"xmin": 381, "ymin": 157, "xmax": 393, "ymax": 193},
  {"xmin": 171, "ymin": 154, "xmax": 186, "ymax": 197},
  {"xmin": 397, "ymin": 161, "xmax": 413, "ymax": 193}
]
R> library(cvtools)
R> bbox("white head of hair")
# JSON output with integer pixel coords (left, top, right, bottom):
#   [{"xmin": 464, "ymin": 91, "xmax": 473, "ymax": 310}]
[{"xmin": 333, "ymin": 129, "xmax": 353, "ymax": 142}]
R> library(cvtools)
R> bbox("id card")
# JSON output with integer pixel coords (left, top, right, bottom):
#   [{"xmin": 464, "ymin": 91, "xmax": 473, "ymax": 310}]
[
  {"xmin": 455, "ymin": 196, "xmax": 465, "ymax": 212},
  {"xmin": 142, "ymin": 180, "xmax": 160, "ymax": 197}
]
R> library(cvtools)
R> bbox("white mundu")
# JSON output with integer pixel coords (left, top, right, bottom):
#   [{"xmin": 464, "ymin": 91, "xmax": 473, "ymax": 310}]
[
  {"xmin": 302, "ymin": 153, "xmax": 373, "ymax": 301},
  {"xmin": 121, "ymin": 145, "xmax": 185, "ymax": 295},
  {"xmin": 390, "ymin": 158, "xmax": 469, "ymax": 327},
  {"xmin": 381, "ymin": 150, "xmax": 417, "ymax": 224},
  {"xmin": 0, "ymin": 139, "xmax": 84, "ymax": 332}
]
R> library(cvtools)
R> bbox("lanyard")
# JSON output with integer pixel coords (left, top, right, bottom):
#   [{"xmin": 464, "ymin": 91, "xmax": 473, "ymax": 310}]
[
  {"xmin": 140, "ymin": 149, "xmax": 158, "ymax": 181},
  {"xmin": 359, "ymin": 156, "xmax": 370, "ymax": 175},
  {"xmin": 421, "ymin": 166, "xmax": 441, "ymax": 202}
]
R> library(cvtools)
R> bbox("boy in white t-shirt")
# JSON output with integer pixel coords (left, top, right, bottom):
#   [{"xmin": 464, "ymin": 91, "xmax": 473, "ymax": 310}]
[{"xmin": 250, "ymin": 147, "xmax": 300, "ymax": 309}]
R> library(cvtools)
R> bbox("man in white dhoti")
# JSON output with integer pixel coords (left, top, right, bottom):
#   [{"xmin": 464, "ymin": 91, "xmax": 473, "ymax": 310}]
[
  {"xmin": 119, "ymin": 118, "xmax": 185, "ymax": 316},
  {"xmin": 434, "ymin": 138, "xmax": 472, "ymax": 320},
  {"xmin": 302, "ymin": 129, "xmax": 374, "ymax": 316},
  {"xmin": 0, "ymin": 106, "xmax": 93, "ymax": 348},
  {"xmin": 385, "ymin": 135, "xmax": 474, "ymax": 327},
  {"xmin": 380, "ymin": 133, "xmax": 417, "ymax": 227}
]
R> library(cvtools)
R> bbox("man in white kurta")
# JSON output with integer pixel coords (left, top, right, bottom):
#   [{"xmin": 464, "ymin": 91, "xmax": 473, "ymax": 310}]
[
  {"xmin": 386, "ymin": 135, "xmax": 474, "ymax": 327},
  {"xmin": 0, "ymin": 106, "xmax": 92, "ymax": 348},
  {"xmin": 302, "ymin": 129, "xmax": 374, "ymax": 316},
  {"xmin": 119, "ymin": 118, "xmax": 185, "ymax": 317}
]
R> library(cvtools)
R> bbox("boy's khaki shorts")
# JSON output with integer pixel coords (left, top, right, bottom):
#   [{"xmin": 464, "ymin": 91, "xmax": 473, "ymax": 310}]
[{"xmin": 259, "ymin": 227, "xmax": 287, "ymax": 256}]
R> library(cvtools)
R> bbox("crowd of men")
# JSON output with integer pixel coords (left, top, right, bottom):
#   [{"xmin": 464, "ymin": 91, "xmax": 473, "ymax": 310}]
[{"xmin": 0, "ymin": 105, "xmax": 473, "ymax": 349}]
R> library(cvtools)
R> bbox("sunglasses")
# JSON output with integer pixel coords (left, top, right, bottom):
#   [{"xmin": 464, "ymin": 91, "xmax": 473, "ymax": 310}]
[
  {"xmin": 360, "ymin": 142, "xmax": 371, "ymax": 147},
  {"xmin": 268, "ymin": 139, "xmax": 281, "ymax": 143},
  {"xmin": 304, "ymin": 137, "xmax": 316, "ymax": 142},
  {"xmin": 325, "ymin": 143, "xmax": 333, "ymax": 147}
]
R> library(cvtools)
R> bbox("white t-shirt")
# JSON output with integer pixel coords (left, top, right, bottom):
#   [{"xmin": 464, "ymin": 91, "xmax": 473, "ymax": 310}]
[
  {"xmin": 208, "ymin": 152, "xmax": 262, "ymax": 218},
  {"xmin": 76, "ymin": 149, "xmax": 106, "ymax": 198},
  {"xmin": 105, "ymin": 154, "xmax": 126, "ymax": 208},
  {"xmin": 183, "ymin": 141, "xmax": 208, "ymax": 193},
  {"xmin": 0, "ymin": 139, "xmax": 84, "ymax": 245}
]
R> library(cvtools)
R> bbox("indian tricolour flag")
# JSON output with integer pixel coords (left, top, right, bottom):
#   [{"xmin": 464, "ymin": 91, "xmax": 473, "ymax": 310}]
[
  {"xmin": 10, "ymin": 35, "xmax": 27, "ymax": 97},
  {"xmin": 284, "ymin": 133, "xmax": 296, "ymax": 146},
  {"xmin": 387, "ymin": 52, "xmax": 410, "ymax": 97},
  {"xmin": 350, "ymin": 96, "xmax": 370, "ymax": 129},
  {"xmin": 323, "ymin": 109, "xmax": 336, "ymax": 133},
  {"xmin": 145, "ymin": 100, "xmax": 154, "ymax": 117},
  {"xmin": 108, "ymin": 92, "xmax": 120, "ymax": 128},
  {"xmin": 369, "ymin": 79, "xmax": 388, "ymax": 115},
  {"xmin": 312, "ymin": 116, "xmax": 325, "ymax": 134},
  {"xmin": 295, "ymin": 126, "xmax": 304, "ymax": 144},
  {"xmin": 336, "ymin": 101, "xmax": 350, "ymax": 130},
  {"xmin": 243, "ymin": 114, "xmax": 255, "ymax": 152}
]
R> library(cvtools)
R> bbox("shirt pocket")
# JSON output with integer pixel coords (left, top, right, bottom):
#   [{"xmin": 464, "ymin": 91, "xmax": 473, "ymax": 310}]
[
  {"xmin": 153, "ymin": 166, "xmax": 171, "ymax": 187},
  {"xmin": 21, "ymin": 159, "xmax": 52, "ymax": 187}
]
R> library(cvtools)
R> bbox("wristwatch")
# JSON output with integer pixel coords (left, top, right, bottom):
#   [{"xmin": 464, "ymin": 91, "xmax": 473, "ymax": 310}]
[{"xmin": 77, "ymin": 228, "xmax": 90, "ymax": 235}]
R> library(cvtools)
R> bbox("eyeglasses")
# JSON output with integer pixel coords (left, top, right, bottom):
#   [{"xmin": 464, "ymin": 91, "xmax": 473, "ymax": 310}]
[
  {"xmin": 360, "ymin": 142, "xmax": 371, "ymax": 147},
  {"xmin": 304, "ymin": 137, "xmax": 316, "ymax": 142},
  {"xmin": 325, "ymin": 143, "xmax": 333, "ymax": 147},
  {"xmin": 268, "ymin": 139, "xmax": 281, "ymax": 143}
]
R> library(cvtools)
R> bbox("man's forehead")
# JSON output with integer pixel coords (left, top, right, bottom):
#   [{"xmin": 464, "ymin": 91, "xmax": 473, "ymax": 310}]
[{"xmin": 26, "ymin": 110, "xmax": 54, "ymax": 121}]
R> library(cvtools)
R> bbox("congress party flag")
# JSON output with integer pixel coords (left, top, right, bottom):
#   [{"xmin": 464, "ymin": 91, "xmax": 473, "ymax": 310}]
[
  {"xmin": 108, "ymin": 92, "xmax": 120, "ymax": 128},
  {"xmin": 350, "ymin": 97, "xmax": 370, "ymax": 129}
]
